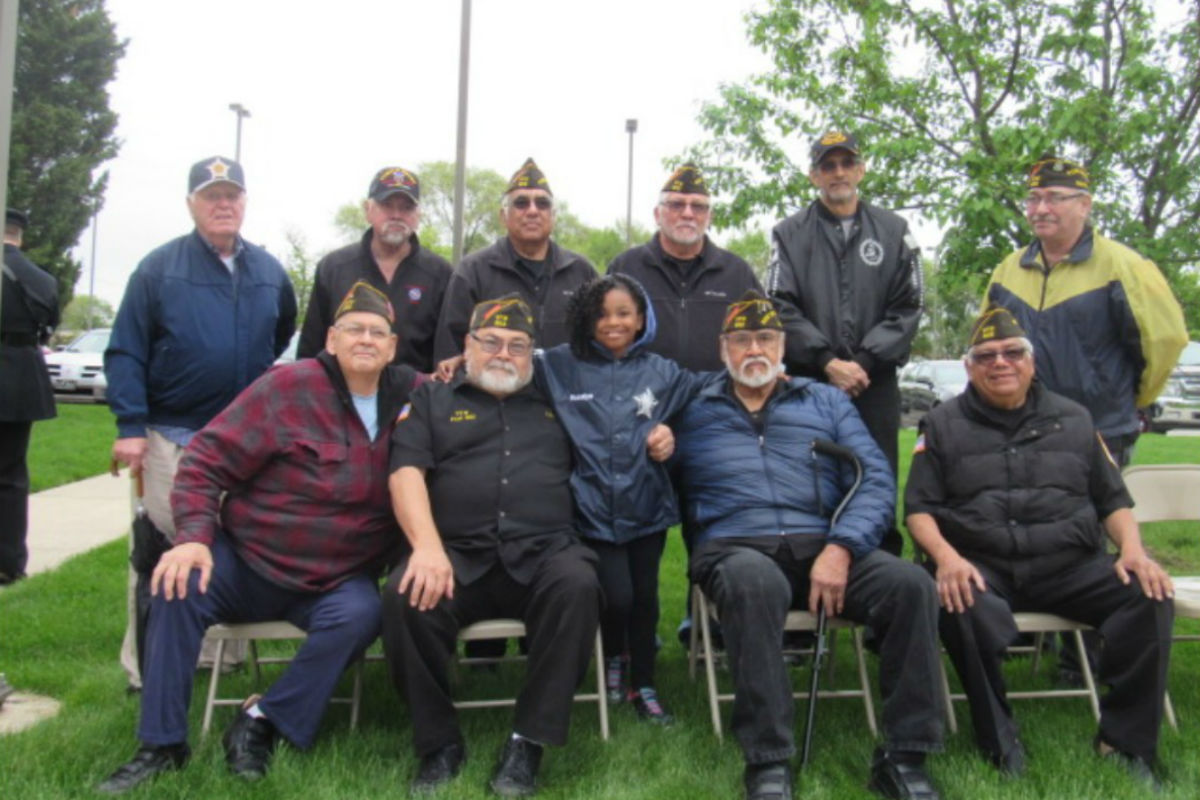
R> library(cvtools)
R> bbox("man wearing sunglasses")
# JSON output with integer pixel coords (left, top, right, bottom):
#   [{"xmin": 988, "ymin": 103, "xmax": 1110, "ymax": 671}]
[
  {"xmin": 905, "ymin": 308, "xmax": 1173, "ymax": 786},
  {"xmin": 767, "ymin": 131, "xmax": 922, "ymax": 554},
  {"xmin": 384, "ymin": 294, "xmax": 602, "ymax": 797},
  {"xmin": 298, "ymin": 167, "xmax": 452, "ymax": 372},
  {"xmin": 985, "ymin": 156, "xmax": 1186, "ymax": 469},
  {"xmin": 434, "ymin": 158, "xmax": 596, "ymax": 373}
]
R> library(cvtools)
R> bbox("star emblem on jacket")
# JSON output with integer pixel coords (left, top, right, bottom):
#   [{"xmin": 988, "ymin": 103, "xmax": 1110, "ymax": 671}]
[{"xmin": 633, "ymin": 387, "xmax": 659, "ymax": 418}]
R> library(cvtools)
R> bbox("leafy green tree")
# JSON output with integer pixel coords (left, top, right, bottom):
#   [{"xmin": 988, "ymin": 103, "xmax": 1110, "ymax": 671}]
[
  {"xmin": 59, "ymin": 294, "xmax": 114, "ymax": 332},
  {"xmin": 721, "ymin": 229, "xmax": 771, "ymax": 283},
  {"xmin": 283, "ymin": 229, "xmax": 315, "ymax": 325},
  {"xmin": 553, "ymin": 205, "xmax": 649, "ymax": 270},
  {"xmin": 690, "ymin": 0, "xmax": 1200, "ymax": 328},
  {"xmin": 7, "ymin": 0, "xmax": 126, "ymax": 305}
]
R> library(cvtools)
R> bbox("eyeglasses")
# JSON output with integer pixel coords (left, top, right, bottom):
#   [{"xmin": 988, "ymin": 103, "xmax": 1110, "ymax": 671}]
[
  {"xmin": 969, "ymin": 346, "xmax": 1029, "ymax": 366},
  {"xmin": 724, "ymin": 330, "xmax": 783, "ymax": 350},
  {"xmin": 335, "ymin": 323, "xmax": 392, "ymax": 341},
  {"xmin": 816, "ymin": 156, "xmax": 860, "ymax": 174},
  {"xmin": 661, "ymin": 199, "xmax": 711, "ymax": 214},
  {"xmin": 510, "ymin": 195, "xmax": 553, "ymax": 211},
  {"xmin": 1023, "ymin": 192, "xmax": 1086, "ymax": 209},
  {"xmin": 470, "ymin": 332, "xmax": 532, "ymax": 357}
]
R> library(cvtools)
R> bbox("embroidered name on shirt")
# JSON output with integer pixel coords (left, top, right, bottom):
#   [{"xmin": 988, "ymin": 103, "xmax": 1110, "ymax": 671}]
[
  {"xmin": 703, "ymin": 290, "xmax": 729, "ymax": 298},
  {"xmin": 449, "ymin": 409, "xmax": 477, "ymax": 422},
  {"xmin": 568, "ymin": 393, "xmax": 595, "ymax": 402}
]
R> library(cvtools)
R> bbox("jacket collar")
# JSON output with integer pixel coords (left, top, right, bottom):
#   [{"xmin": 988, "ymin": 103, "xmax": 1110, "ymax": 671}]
[{"xmin": 1020, "ymin": 225, "xmax": 1094, "ymax": 270}]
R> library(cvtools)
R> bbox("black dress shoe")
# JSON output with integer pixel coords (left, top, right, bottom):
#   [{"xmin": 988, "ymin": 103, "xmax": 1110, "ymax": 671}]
[
  {"xmin": 96, "ymin": 743, "xmax": 190, "ymax": 794},
  {"xmin": 489, "ymin": 736, "xmax": 543, "ymax": 797},
  {"xmin": 1095, "ymin": 735, "xmax": 1164, "ymax": 792},
  {"xmin": 411, "ymin": 742, "xmax": 466, "ymax": 794},
  {"xmin": 988, "ymin": 740, "xmax": 1027, "ymax": 777},
  {"xmin": 223, "ymin": 709, "xmax": 278, "ymax": 780},
  {"xmin": 868, "ymin": 749, "xmax": 940, "ymax": 800},
  {"xmin": 743, "ymin": 761, "xmax": 793, "ymax": 800}
]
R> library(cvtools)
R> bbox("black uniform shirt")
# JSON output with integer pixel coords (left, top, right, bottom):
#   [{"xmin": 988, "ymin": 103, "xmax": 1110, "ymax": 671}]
[{"xmin": 390, "ymin": 370, "xmax": 578, "ymax": 585}]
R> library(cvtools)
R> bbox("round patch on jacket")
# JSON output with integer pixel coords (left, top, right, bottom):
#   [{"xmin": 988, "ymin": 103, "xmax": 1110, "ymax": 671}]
[
  {"xmin": 406, "ymin": 285, "xmax": 423, "ymax": 303},
  {"xmin": 859, "ymin": 238, "xmax": 884, "ymax": 267}
]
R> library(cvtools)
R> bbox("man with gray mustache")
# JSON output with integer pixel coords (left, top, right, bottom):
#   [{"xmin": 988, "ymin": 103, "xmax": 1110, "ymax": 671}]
[{"xmin": 672, "ymin": 291, "xmax": 945, "ymax": 800}]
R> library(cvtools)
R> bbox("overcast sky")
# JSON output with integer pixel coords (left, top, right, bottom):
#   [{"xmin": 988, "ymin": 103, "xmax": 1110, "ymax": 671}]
[{"xmin": 74, "ymin": 0, "xmax": 773, "ymax": 307}]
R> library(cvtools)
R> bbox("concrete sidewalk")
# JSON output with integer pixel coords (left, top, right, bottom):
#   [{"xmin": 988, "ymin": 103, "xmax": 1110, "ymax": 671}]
[{"xmin": 25, "ymin": 471, "xmax": 131, "ymax": 576}]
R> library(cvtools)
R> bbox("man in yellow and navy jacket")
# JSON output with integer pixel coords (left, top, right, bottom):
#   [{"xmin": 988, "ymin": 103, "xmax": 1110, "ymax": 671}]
[{"xmin": 985, "ymin": 155, "xmax": 1186, "ymax": 467}]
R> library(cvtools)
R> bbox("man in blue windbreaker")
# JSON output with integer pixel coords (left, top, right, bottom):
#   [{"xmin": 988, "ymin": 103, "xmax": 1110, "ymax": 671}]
[{"xmin": 673, "ymin": 291, "xmax": 944, "ymax": 800}]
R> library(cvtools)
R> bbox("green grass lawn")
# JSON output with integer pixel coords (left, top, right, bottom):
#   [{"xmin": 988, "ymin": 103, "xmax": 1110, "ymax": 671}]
[
  {"xmin": 2, "ymin": 429, "xmax": 1197, "ymax": 798},
  {"xmin": 28, "ymin": 403, "xmax": 114, "ymax": 492}
]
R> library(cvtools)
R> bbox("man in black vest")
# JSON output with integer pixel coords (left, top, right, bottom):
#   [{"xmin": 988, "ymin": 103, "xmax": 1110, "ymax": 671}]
[
  {"xmin": 0, "ymin": 209, "xmax": 59, "ymax": 584},
  {"xmin": 905, "ymin": 308, "xmax": 1173, "ymax": 785}
]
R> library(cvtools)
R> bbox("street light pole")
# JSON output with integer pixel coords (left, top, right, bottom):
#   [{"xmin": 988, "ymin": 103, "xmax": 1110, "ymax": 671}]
[
  {"xmin": 625, "ymin": 118, "xmax": 638, "ymax": 246},
  {"xmin": 228, "ymin": 103, "xmax": 251, "ymax": 161},
  {"xmin": 452, "ymin": 0, "xmax": 472, "ymax": 265}
]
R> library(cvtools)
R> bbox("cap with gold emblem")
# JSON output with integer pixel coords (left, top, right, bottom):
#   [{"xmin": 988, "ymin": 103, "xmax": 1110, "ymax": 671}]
[
  {"xmin": 662, "ymin": 163, "xmax": 709, "ymax": 196},
  {"xmin": 368, "ymin": 167, "xmax": 421, "ymax": 203},
  {"xmin": 469, "ymin": 292, "xmax": 536, "ymax": 337},
  {"xmin": 969, "ymin": 307, "xmax": 1026, "ymax": 348},
  {"xmin": 809, "ymin": 130, "xmax": 861, "ymax": 167},
  {"xmin": 1027, "ymin": 154, "xmax": 1090, "ymax": 191},
  {"xmin": 506, "ymin": 157, "xmax": 552, "ymax": 196},
  {"xmin": 188, "ymin": 156, "xmax": 246, "ymax": 194},
  {"xmin": 723, "ymin": 290, "xmax": 783, "ymax": 333},
  {"xmin": 335, "ymin": 280, "xmax": 396, "ymax": 326}
]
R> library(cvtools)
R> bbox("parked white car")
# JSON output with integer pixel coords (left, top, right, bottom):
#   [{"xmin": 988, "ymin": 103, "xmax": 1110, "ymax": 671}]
[{"xmin": 45, "ymin": 328, "xmax": 110, "ymax": 402}]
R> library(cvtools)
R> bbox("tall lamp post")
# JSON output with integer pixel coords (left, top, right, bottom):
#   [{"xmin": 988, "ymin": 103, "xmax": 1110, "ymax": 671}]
[
  {"xmin": 228, "ymin": 103, "xmax": 251, "ymax": 161},
  {"xmin": 625, "ymin": 118, "xmax": 637, "ymax": 246}
]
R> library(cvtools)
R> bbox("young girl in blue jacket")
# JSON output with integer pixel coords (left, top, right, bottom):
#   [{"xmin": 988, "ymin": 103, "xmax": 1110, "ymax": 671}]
[{"xmin": 537, "ymin": 274, "xmax": 706, "ymax": 725}]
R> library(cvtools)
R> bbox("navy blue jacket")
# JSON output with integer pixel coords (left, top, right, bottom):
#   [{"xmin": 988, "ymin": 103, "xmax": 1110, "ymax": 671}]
[
  {"xmin": 537, "ymin": 289, "xmax": 708, "ymax": 544},
  {"xmin": 106, "ymin": 231, "xmax": 296, "ymax": 438},
  {"xmin": 673, "ymin": 376, "xmax": 895, "ymax": 559}
]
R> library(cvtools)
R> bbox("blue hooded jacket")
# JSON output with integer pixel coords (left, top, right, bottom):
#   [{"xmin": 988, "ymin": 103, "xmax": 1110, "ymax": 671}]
[
  {"xmin": 673, "ymin": 376, "xmax": 895, "ymax": 559},
  {"xmin": 536, "ymin": 280, "xmax": 710, "ymax": 544}
]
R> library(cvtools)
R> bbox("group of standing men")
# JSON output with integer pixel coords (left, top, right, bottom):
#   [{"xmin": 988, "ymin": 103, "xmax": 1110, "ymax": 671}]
[{"xmin": 65, "ymin": 127, "xmax": 1185, "ymax": 800}]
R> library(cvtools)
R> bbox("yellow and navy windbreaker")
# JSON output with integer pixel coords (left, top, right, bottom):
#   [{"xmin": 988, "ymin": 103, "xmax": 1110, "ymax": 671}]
[{"xmin": 985, "ymin": 227, "xmax": 1187, "ymax": 438}]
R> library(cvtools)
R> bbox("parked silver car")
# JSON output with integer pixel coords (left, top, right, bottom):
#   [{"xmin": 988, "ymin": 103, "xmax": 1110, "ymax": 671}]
[
  {"xmin": 900, "ymin": 359, "xmax": 967, "ymax": 424},
  {"xmin": 1146, "ymin": 341, "xmax": 1200, "ymax": 433},
  {"xmin": 45, "ymin": 328, "xmax": 110, "ymax": 402}
]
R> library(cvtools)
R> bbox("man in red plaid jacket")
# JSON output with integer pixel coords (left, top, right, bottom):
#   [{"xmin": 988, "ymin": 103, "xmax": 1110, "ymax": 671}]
[{"xmin": 98, "ymin": 282, "xmax": 420, "ymax": 794}]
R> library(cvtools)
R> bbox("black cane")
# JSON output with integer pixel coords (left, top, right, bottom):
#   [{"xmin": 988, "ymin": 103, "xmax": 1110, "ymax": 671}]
[{"xmin": 800, "ymin": 438, "xmax": 863, "ymax": 768}]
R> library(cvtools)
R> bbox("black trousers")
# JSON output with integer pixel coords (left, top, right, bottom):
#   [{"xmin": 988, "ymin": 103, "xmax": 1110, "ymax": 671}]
[
  {"xmin": 696, "ymin": 546, "xmax": 945, "ymax": 765},
  {"xmin": 0, "ymin": 421, "xmax": 33, "ymax": 577},
  {"xmin": 589, "ymin": 531, "xmax": 667, "ymax": 688},
  {"xmin": 851, "ymin": 371, "xmax": 902, "ymax": 554},
  {"xmin": 938, "ymin": 553, "xmax": 1173, "ymax": 763},
  {"xmin": 381, "ymin": 545, "xmax": 602, "ymax": 756}
]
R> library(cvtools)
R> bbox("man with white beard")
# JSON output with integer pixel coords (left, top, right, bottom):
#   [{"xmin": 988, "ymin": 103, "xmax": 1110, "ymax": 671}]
[
  {"xmin": 298, "ymin": 166, "xmax": 452, "ymax": 372},
  {"xmin": 672, "ymin": 291, "xmax": 946, "ymax": 800},
  {"xmin": 381, "ymin": 294, "xmax": 602, "ymax": 798}
]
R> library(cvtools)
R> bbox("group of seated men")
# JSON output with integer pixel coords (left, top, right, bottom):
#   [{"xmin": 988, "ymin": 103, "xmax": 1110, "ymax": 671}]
[{"xmin": 97, "ymin": 285, "xmax": 1175, "ymax": 800}]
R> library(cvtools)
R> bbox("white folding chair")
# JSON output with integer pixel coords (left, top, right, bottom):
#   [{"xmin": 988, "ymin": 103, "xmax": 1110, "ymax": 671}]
[
  {"xmin": 453, "ymin": 619, "xmax": 609, "ymax": 741},
  {"xmin": 687, "ymin": 586, "xmax": 877, "ymax": 741},
  {"xmin": 200, "ymin": 621, "xmax": 363, "ymax": 737}
]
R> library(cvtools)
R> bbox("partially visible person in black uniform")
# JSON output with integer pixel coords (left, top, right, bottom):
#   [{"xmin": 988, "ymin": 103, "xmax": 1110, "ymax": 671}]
[
  {"xmin": 433, "ymin": 158, "xmax": 596, "ymax": 372},
  {"xmin": 383, "ymin": 294, "xmax": 601, "ymax": 798},
  {"xmin": 298, "ymin": 166, "xmax": 451, "ymax": 372},
  {"xmin": 768, "ymin": 131, "xmax": 922, "ymax": 553},
  {"xmin": 905, "ymin": 308, "xmax": 1173, "ymax": 785},
  {"xmin": 608, "ymin": 163, "xmax": 763, "ymax": 651},
  {"xmin": 0, "ymin": 209, "xmax": 59, "ymax": 585}
]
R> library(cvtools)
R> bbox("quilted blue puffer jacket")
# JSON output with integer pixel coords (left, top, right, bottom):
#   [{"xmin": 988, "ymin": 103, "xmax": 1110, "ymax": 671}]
[{"xmin": 673, "ymin": 376, "xmax": 895, "ymax": 559}]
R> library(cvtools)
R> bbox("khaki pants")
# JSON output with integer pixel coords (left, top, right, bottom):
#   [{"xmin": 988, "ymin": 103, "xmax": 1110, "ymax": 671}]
[{"xmin": 120, "ymin": 430, "xmax": 245, "ymax": 688}]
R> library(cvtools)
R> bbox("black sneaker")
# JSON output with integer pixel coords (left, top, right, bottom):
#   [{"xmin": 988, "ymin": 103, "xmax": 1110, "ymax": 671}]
[
  {"xmin": 605, "ymin": 656, "xmax": 628, "ymax": 704},
  {"xmin": 223, "ymin": 708, "xmax": 277, "ymax": 780},
  {"xmin": 743, "ymin": 761, "xmax": 792, "ymax": 800},
  {"xmin": 868, "ymin": 748, "xmax": 940, "ymax": 800},
  {"xmin": 489, "ymin": 736, "xmax": 542, "ymax": 797},
  {"xmin": 630, "ymin": 686, "xmax": 674, "ymax": 726},
  {"xmin": 96, "ymin": 743, "xmax": 190, "ymax": 794}
]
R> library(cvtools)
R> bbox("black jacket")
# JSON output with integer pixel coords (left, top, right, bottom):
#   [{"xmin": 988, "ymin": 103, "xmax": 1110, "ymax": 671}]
[
  {"xmin": 767, "ymin": 200, "xmax": 922, "ymax": 378},
  {"xmin": 1, "ymin": 244, "xmax": 58, "ymax": 421},
  {"xmin": 607, "ymin": 235, "xmax": 761, "ymax": 371},
  {"xmin": 433, "ymin": 237, "xmax": 596, "ymax": 361},
  {"xmin": 298, "ymin": 230, "xmax": 451, "ymax": 372},
  {"xmin": 905, "ymin": 382, "xmax": 1131, "ymax": 579}
]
